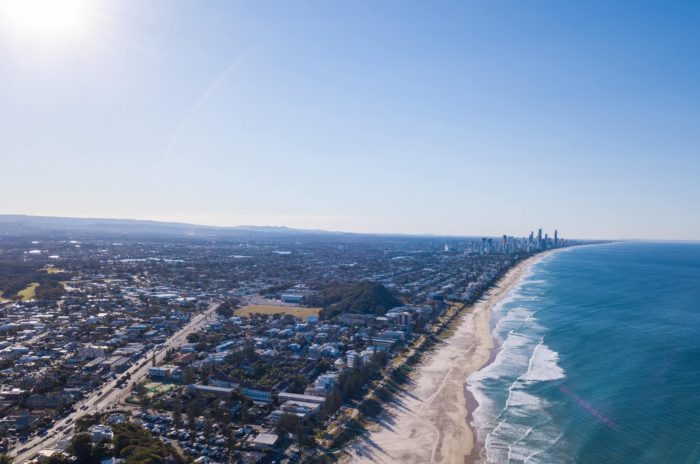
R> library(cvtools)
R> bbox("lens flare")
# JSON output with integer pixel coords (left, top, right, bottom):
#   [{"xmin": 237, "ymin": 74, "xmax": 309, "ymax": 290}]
[{"xmin": 0, "ymin": 0, "xmax": 90, "ymax": 41}]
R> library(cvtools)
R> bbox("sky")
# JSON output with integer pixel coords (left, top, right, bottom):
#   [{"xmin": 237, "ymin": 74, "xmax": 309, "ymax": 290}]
[{"xmin": 1, "ymin": 0, "xmax": 699, "ymax": 240}]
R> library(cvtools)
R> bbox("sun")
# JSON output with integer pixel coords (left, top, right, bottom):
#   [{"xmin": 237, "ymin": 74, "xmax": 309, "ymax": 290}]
[{"xmin": 0, "ymin": 0, "xmax": 91, "ymax": 41}]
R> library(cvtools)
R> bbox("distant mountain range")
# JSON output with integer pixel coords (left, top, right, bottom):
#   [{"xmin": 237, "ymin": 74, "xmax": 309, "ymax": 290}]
[
  {"xmin": 0, "ymin": 214, "xmax": 346, "ymax": 239},
  {"xmin": 0, "ymin": 214, "xmax": 509, "ymax": 242}
]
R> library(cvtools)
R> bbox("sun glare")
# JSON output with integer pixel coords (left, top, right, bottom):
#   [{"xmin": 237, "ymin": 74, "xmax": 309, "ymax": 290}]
[{"xmin": 0, "ymin": 0, "xmax": 91, "ymax": 41}]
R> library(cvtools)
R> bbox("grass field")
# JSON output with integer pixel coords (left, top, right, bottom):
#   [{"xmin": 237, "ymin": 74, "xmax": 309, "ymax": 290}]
[
  {"xmin": 236, "ymin": 304, "xmax": 321, "ymax": 320},
  {"xmin": 144, "ymin": 382, "xmax": 175, "ymax": 398},
  {"xmin": 42, "ymin": 265, "xmax": 65, "ymax": 274},
  {"xmin": 17, "ymin": 282, "xmax": 39, "ymax": 301}
]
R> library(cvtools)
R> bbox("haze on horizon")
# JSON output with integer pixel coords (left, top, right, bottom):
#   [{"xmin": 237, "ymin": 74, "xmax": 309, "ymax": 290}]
[{"xmin": 1, "ymin": 1, "xmax": 699, "ymax": 241}]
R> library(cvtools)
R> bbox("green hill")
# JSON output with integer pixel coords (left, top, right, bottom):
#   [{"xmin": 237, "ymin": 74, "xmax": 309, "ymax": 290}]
[{"xmin": 309, "ymin": 281, "xmax": 402, "ymax": 319}]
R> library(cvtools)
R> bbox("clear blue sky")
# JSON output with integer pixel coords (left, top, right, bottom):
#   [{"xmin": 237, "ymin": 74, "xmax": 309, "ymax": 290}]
[{"xmin": 1, "ymin": 1, "xmax": 699, "ymax": 240}]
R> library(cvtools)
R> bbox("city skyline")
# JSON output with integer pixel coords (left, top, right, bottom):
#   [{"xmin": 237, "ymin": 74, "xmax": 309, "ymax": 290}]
[{"xmin": 2, "ymin": 1, "xmax": 700, "ymax": 240}]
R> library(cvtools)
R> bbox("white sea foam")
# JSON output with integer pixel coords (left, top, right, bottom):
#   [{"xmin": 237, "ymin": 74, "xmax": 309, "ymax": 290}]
[
  {"xmin": 506, "ymin": 388, "xmax": 546, "ymax": 410},
  {"xmin": 470, "ymin": 331, "xmax": 530, "ymax": 384},
  {"xmin": 468, "ymin": 274, "xmax": 568, "ymax": 463},
  {"xmin": 492, "ymin": 307, "xmax": 539, "ymax": 340},
  {"xmin": 520, "ymin": 342, "xmax": 566, "ymax": 382}
]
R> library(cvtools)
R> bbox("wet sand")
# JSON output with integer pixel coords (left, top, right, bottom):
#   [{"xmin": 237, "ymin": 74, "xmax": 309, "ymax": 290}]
[{"xmin": 345, "ymin": 253, "xmax": 551, "ymax": 464}]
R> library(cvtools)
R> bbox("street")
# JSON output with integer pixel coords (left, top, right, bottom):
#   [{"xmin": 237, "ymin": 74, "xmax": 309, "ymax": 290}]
[{"xmin": 9, "ymin": 301, "xmax": 219, "ymax": 463}]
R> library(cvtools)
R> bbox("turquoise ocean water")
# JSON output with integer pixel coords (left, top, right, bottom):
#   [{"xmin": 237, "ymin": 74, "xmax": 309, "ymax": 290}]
[{"xmin": 467, "ymin": 242, "xmax": 700, "ymax": 463}]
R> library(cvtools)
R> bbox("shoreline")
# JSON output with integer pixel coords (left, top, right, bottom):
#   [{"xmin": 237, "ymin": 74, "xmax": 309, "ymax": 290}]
[
  {"xmin": 464, "ymin": 248, "xmax": 560, "ymax": 463},
  {"xmin": 344, "ymin": 250, "xmax": 559, "ymax": 464}
]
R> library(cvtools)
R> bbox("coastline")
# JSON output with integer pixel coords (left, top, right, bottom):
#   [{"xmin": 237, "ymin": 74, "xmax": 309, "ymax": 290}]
[
  {"xmin": 344, "ymin": 250, "xmax": 558, "ymax": 464},
  {"xmin": 464, "ymin": 248, "xmax": 560, "ymax": 463}
]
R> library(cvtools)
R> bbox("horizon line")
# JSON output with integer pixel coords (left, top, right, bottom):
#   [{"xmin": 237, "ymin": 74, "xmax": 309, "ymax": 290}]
[{"xmin": 0, "ymin": 212, "xmax": 695, "ymax": 243}]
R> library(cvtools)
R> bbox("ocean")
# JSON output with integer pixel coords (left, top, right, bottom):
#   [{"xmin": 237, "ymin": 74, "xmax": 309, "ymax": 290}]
[{"xmin": 467, "ymin": 242, "xmax": 700, "ymax": 463}]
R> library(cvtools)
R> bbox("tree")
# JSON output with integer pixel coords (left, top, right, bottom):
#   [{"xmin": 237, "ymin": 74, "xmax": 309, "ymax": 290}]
[
  {"xmin": 229, "ymin": 388, "xmax": 246, "ymax": 403},
  {"xmin": 111, "ymin": 423, "xmax": 185, "ymax": 464},
  {"xmin": 186, "ymin": 401, "xmax": 199, "ymax": 430},
  {"xmin": 276, "ymin": 413, "xmax": 303, "ymax": 447},
  {"xmin": 290, "ymin": 374, "xmax": 307, "ymax": 393},
  {"xmin": 183, "ymin": 367, "xmax": 195, "ymax": 385},
  {"xmin": 239, "ymin": 402, "xmax": 249, "ymax": 424},
  {"xmin": 172, "ymin": 401, "xmax": 183, "ymax": 429},
  {"xmin": 0, "ymin": 454, "xmax": 13, "ymax": 464},
  {"xmin": 212, "ymin": 400, "xmax": 225, "ymax": 422},
  {"xmin": 132, "ymin": 383, "xmax": 146, "ymax": 397},
  {"xmin": 203, "ymin": 417, "xmax": 214, "ymax": 440},
  {"xmin": 91, "ymin": 442, "xmax": 110, "ymax": 463},
  {"xmin": 320, "ymin": 390, "xmax": 342, "ymax": 419},
  {"xmin": 225, "ymin": 425, "xmax": 237, "ymax": 457},
  {"xmin": 199, "ymin": 364, "xmax": 211, "ymax": 384},
  {"xmin": 75, "ymin": 414, "xmax": 98, "ymax": 433},
  {"xmin": 45, "ymin": 455, "xmax": 70, "ymax": 464},
  {"xmin": 371, "ymin": 351, "xmax": 387, "ymax": 374},
  {"xmin": 216, "ymin": 303, "xmax": 234, "ymax": 318},
  {"xmin": 242, "ymin": 340, "xmax": 256, "ymax": 360},
  {"xmin": 276, "ymin": 412, "xmax": 300, "ymax": 435},
  {"xmin": 67, "ymin": 433, "xmax": 93, "ymax": 464},
  {"xmin": 133, "ymin": 383, "xmax": 150, "ymax": 411}
]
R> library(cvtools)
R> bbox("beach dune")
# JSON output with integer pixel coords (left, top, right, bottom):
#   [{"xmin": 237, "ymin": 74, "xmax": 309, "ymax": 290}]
[{"xmin": 345, "ymin": 254, "xmax": 545, "ymax": 464}]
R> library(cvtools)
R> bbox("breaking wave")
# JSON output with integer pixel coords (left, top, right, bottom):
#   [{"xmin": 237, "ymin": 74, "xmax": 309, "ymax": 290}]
[{"xmin": 467, "ymin": 262, "xmax": 569, "ymax": 463}]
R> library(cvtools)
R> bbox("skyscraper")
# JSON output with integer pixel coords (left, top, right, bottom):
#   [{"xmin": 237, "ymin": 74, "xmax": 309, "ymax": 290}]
[{"xmin": 554, "ymin": 229, "xmax": 559, "ymax": 248}]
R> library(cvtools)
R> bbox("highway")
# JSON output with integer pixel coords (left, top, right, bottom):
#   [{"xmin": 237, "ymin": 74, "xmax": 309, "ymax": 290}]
[{"xmin": 10, "ymin": 301, "xmax": 219, "ymax": 463}]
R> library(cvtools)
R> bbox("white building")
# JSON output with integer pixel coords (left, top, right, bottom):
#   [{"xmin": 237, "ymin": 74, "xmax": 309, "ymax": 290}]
[
  {"xmin": 89, "ymin": 424, "xmax": 113, "ymax": 443},
  {"xmin": 313, "ymin": 372, "xmax": 338, "ymax": 392},
  {"xmin": 346, "ymin": 350, "xmax": 358, "ymax": 368},
  {"xmin": 252, "ymin": 433, "xmax": 279, "ymax": 450}
]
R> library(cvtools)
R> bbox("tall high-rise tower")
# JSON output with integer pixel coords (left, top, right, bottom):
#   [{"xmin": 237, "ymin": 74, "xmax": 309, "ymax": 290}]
[{"xmin": 554, "ymin": 230, "xmax": 559, "ymax": 248}]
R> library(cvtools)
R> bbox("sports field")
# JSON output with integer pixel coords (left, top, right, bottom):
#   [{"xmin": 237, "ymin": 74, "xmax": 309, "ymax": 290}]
[
  {"xmin": 236, "ymin": 304, "xmax": 320, "ymax": 320},
  {"xmin": 17, "ymin": 282, "xmax": 39, "ymax": 301}
]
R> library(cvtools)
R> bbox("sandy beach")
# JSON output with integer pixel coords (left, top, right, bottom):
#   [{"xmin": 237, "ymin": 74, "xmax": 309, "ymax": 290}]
[{"xmin": 345, "ymin": 252, "xmax": 552, "ymax": 464}]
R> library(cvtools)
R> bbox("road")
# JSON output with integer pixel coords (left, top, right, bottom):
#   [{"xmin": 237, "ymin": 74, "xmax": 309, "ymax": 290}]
[{"xmin": 10, "ymin": 301, "xmax": 219, "ymax": 463}]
